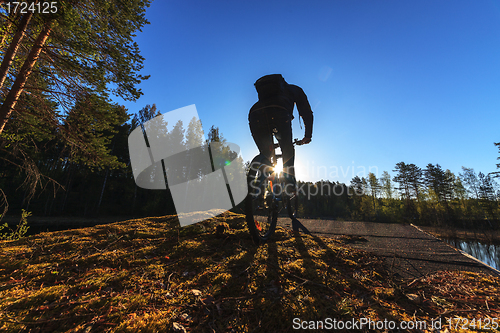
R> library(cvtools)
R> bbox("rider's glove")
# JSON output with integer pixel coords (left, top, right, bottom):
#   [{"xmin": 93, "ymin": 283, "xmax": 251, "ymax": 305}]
[{"xmin": 300, "ymin": 137, "xmax": 311, "ymax": 145}]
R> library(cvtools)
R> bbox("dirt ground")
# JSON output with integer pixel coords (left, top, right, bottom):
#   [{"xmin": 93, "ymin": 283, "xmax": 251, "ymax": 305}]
[
  {"xmin": 278, "ymin": 218, "xmax": 499, "ymax": 279},
  {"xmin": 4, "ymin": 214, "xmax": 500, "ymax": 245}
]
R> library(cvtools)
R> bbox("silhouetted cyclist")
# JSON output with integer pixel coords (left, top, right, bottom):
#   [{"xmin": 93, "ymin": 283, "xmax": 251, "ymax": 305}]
[{"xmin": 248, "ymin": 74, "xmax": 313, "ymax": 188}]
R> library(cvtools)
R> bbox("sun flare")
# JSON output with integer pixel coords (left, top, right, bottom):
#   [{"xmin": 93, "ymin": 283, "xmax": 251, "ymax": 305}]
[{"xmin": 274, "ymin": 159, "xmax": 283, "ymax": 175}]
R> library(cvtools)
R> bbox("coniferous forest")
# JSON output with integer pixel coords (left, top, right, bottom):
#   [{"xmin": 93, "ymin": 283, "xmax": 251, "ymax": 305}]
[
  {"xmin": 0, "ymin": 1, "xmax": 499, "ymax": 231},
  {"xmin": 2, "ymin": 100, "xmax": 499, "ymax": 230},
  {"xmin": 296, "ymin": 162, "xmax": 500, "ymax": 229}
]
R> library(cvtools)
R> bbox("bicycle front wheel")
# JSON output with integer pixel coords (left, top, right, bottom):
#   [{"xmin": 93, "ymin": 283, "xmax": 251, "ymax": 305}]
[
  {"xmin": 245, "ymin": 160, "xmax": 277, "ymax": 244},
  {"xmin": 287, "ymin": 185, "xmax": 299, "ymax": 219}
]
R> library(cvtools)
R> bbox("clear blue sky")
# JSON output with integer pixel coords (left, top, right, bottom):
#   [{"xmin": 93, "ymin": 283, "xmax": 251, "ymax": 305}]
[{"xmin": 115, "ymin": 0, "xmax": 500, "ymax": 184}]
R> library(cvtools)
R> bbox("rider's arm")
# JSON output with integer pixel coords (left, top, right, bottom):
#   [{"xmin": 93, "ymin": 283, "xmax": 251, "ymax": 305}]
[{"xmin": 289, "ymin": 85, "xmax": 313, "ymax": 140}]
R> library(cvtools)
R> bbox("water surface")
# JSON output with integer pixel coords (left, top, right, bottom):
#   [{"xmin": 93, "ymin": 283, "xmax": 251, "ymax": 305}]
[{"xmin": 444, "ymin": 238, "xmax": 500, "ymax": 271}]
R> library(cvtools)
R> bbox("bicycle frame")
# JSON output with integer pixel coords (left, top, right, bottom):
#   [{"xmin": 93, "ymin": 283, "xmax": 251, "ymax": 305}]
[
  {"xmin": 249, "ymin": 136, "xmax": 301, "ymax": 194},
  {"xmin": 245, "ymin": 136, "xmax": 303, "ymax": 243}
]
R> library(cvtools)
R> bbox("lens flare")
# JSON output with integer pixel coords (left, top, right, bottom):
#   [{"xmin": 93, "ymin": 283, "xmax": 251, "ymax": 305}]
[{"xmin": 274, "ymin": 159, "xmax": 283, "ymax": 175}]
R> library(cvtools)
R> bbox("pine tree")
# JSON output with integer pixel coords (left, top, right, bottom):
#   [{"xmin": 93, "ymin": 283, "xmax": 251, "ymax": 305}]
[
  {"xmin": 380, "ymin": 171, "xmax": 393, "ymax": 199},
  {"xmin": 0, "ymin": 0, "xmax": 151, "ymax": 133},
  {"xmin": 424, "ymin": 164, "xmax": 454, "ymax": 202},
  {"xmin": 393, "ymin": 162, "xmax": 421, "ymax": 221},
  {"xmin": 478, "ymin": 172, "xmax": 495, "ymax": 201},
  {"xmin": 0, "ymin": 0, "xmax": 151, "ymax": 212},
  {"xmin": 408, "ymin": 163, "xmax": 423, "ymax": 201},
  {"xmin": 443, "ymin": 169, "xmax": 456, "ymax": 202},
  {"xmin": 368, "ymin": 172, "xmax": 380, "ymax": 212},
  {"xmin": 494, "ymin": 141, "xmax": 500, "ymax": 177},
  {"xmin": 393, "ymin": 162, "xmax": 411, "ymax": 200},
  {"xmin": 478, "ymin": 172, "xmax": 497, "ymax": 222}
]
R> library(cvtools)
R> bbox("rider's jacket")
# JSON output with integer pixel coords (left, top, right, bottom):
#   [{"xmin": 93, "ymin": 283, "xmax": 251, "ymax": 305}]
[{"xmin": 248, "ymin": 83, "xmax": 314, "ymax": 139}]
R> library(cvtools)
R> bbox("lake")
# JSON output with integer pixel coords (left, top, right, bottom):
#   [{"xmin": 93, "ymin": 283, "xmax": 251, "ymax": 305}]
[{"xmin": 443, "ymin": 238, "xmax": 500, "ymax": 272}]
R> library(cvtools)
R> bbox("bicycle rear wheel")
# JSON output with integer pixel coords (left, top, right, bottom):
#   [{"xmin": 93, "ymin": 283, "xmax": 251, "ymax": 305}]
[{"xmin": 245, "ymin": 160, "xmax": 277, "ymax": 243}]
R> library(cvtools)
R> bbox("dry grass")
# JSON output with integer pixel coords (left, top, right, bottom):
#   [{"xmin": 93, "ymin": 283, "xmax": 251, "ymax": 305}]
[{"xmin": 1, "ymin": 212, "xmax": 499, "ymax": 332}]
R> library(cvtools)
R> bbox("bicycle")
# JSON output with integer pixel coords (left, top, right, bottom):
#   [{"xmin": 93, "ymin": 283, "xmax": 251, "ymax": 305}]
[{"xmin": 244, "ymin": 137, "xmax": 309, "ymax": 244}]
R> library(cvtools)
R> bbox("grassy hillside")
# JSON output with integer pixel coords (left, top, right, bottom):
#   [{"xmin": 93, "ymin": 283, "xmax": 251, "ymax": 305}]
[{"xmin": 1, "ymin": 212, "xmax": 499, "ymax": 332}]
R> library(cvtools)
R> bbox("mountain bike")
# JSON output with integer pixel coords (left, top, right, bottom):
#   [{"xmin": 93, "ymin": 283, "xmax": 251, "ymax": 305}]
[{"xmin": 245, "ymin": 138, "xmax": 309, "ymax": 244}]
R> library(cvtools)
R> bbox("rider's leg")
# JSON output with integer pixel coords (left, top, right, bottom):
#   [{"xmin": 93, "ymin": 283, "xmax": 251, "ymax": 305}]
[
  {"xmin": 249, "ymin": 111, "xmax": 274, "ymax": 169},
  {"xmin": 274, "ymin": 113, "xmax": 296, "ymax": 193},
  {"xmin": 249, "ymin": 111, "xmax": 275, "ymax": 204}
]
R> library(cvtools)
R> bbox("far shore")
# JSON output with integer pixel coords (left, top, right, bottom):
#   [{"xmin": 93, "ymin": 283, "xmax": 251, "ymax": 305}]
[
  {"xmin": 419, "ymin": 225, "xmax": 500, "ymax": 244},
  {"xmin": 2, "ymin": 215, "xmax": 135, "ymax": 226},
  {"xmin": 1, "ymin": 216, "xmax": 136, "ymax": 235}
]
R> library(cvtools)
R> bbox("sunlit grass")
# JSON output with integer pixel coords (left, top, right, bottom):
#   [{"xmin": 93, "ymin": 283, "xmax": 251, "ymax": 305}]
[{"xmin": 0, "ymin": 211, "xmax": 499, "ymax": 332}]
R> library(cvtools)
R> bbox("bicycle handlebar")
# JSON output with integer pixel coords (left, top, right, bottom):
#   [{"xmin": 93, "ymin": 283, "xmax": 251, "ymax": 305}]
[
  {"xmin": 293, "ymin": 138, "xmax": 304, "ymax": 146},
  {"xmin": 273, "ymin": 138, "xmax": 304, "ymax": 149}
]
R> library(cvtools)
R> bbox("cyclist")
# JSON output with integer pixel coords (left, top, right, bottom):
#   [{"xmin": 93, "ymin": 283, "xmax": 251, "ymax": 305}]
[{"xmin": 248, "ymin": 74, "xmax": 313, "ymax": 192}]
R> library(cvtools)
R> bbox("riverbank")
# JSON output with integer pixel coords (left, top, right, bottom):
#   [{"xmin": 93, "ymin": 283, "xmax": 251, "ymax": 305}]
[
  {"xmin": 1, "ymin": 215, "xmax": 135, "ymax": 235},
  {"xmin": 418, "ymin": 225, "xmax": 500, "ymax": 245},
  {"xmin": 5, "ymin": 215, "xmax": 500, "ymax": 242}
]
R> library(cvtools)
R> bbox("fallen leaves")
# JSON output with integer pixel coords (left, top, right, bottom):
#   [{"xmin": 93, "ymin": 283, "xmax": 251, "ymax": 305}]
[{"xmin": 0, "ymin": 212, "xmax": 498, "ymax": 332}]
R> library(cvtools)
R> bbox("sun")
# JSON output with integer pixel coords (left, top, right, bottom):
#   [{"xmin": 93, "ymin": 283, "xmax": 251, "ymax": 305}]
[{"xmin": 274, "ymin": 159, "xmax": 283, "ymax": 175}]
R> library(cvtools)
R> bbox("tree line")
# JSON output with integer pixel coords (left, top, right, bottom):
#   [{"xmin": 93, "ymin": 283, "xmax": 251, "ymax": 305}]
[
  {"xmin": 1, "ymin": 1, "xmax": 499, "ymax": 230},
  {"xmin": 296, "ymin": 162, "xmax": 500, "ymax": 229},
  {"xmin": 0, "ymin": 102, "xmax": 242, "ymax": 218}
]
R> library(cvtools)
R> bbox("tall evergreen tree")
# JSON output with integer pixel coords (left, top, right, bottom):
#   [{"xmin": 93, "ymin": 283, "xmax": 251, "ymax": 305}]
[
  {"xmin": 424, "ymin": 164, "xmax": 454, "ymax": 202},
  {"xmin": 367, "ymin": 172, "xmax": 380, "ymax": 212},
  {"xmin": 478, "ymin": 172, "xmax": 498, "ymax": 222},
  {"xmin": 478, "ymin": 172, "xmax": 495, "ymax": 201},
  {"xmin": 380, "ymin": 171, "xmax": 393, "ymax": 199},
  {"xmin": 443, "ymin": 169, "xmax": 456, "ymax": 202},
  {"xmin": 408, "ymin": 163, "xmax": 423, "ymax": 201},
  {"xmin": 0, "ymin": 0, "xmax": 151, "ymax": 133},
  {"xmin": 494, "ymin": 141, "xmax": 500, "ymax": 177},
  {"xmin": 393, "ymin": 162, "xmax": 421, "ymax": 221},
  {"xmin": 393, "ymin": 162, "xmax": 412, "ymax": 200},
  {"xmin": 350, "ymin": 176, "xmax": 365, "ymax": 196}
]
